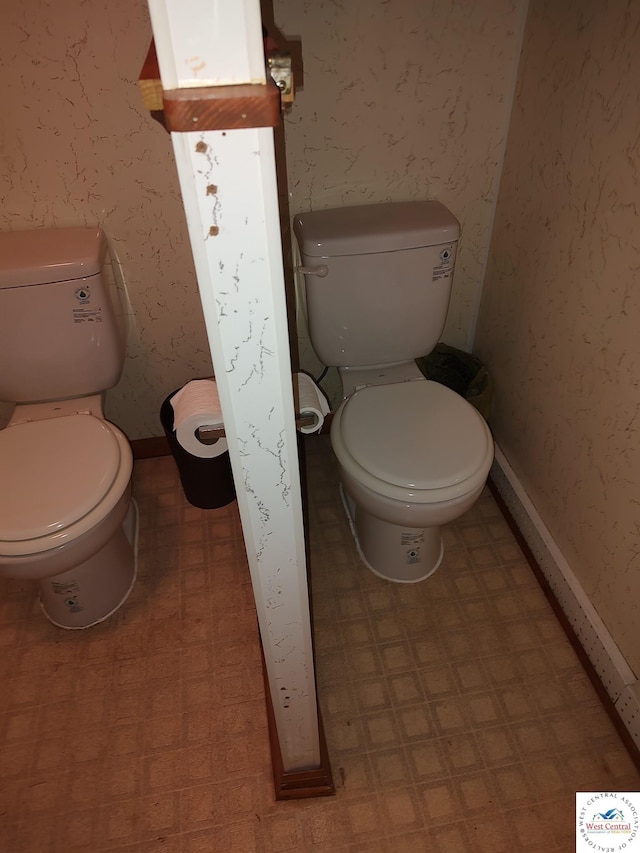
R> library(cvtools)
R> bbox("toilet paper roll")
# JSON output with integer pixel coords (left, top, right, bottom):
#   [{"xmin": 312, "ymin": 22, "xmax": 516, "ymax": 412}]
[
  {"xmin": 170, "ymin": 379, "xmax": 229, "ymax": 459},
  {"xmin": 294, "ymin": 372, "xmax": 331, "ymax": 434}
]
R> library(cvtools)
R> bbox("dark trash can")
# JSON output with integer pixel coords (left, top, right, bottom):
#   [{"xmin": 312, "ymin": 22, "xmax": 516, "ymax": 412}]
[
  {"xmin": 416, "ymin": 343, "xmax": 493, "ymax": 421},
  {"xmin": 160, "ymin": 391, "xmax": 236, "ymax": 509}
]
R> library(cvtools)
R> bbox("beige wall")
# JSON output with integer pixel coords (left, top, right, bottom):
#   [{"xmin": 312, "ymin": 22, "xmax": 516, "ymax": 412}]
[
  {"xmin": 1, "ymin": 0, "xmax": 211, "ymax": 439},
  {"xmin": 475, "ymin": 1, "xmax": 640, "ymax": 673},
  {"xmin": 275, "ymin": 0, "xmax": 527, "ymax": 383},
  {"xmin": 1, "ymin": 0, "xmax": 525, "ymax": 436}
]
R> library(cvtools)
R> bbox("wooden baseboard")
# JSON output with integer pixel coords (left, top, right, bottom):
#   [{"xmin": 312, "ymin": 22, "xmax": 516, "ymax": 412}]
[
  {"xmin": 131, "ymin": 436, "xmax": 170, "ymax": 459},
  {"xmin": 260, "ymin": 640, "xmax": 334, "ymax": 800}
]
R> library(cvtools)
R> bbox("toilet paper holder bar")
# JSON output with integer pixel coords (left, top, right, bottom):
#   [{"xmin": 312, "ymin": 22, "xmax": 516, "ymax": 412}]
[{"xmin": 196, "ymin": 412, "xmax": 318, "ymax": 443}]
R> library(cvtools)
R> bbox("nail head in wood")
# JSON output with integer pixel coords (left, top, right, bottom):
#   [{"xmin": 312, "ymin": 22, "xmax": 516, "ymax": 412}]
[{"xmin": 163, "ymin": 80, "xmax": 281, "ymax": 132}]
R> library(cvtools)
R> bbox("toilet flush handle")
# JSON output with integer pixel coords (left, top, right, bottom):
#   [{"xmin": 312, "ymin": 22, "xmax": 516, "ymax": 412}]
[{"xmin": 297, "ymin": 264, "xmax": 328, "ymax": 277}]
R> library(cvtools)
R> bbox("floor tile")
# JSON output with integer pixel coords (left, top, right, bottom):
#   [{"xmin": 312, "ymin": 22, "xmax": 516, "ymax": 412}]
[{"xmin": 0, "ymin": 440, "xmax": 638, "ymax": 852}]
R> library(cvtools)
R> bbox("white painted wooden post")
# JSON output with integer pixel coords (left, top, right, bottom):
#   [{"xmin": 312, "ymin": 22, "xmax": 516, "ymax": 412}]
[{"xmin": 147, "ymin": 0, "xmax": 320, "ymax": 772}]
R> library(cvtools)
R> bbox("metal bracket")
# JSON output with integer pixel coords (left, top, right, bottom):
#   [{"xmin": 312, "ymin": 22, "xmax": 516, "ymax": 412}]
[{"xmin": 267, "ymin": 51, "xmax": 294, "ymax": 108}]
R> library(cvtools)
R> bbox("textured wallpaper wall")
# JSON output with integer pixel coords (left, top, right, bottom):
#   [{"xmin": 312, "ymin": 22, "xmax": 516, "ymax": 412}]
[
  {"xmin": 1, "ymin": 0, "xmax": 525, "ymax": 438},
  {"xmin": 475, "ymin": 1, "xmax": 640, "ymax": 673},
  {"xmin": 275, "ymin": 0, "xmax": 527, "ymax": 377},
  {"xmin": 0, "ymin": 0, "xmax": 212, "ymax": 439}
]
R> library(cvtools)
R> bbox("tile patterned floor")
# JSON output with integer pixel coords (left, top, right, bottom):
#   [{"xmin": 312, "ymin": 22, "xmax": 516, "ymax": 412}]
[{"xmin": 0, "ymin": 435, "xmax": 638, "ymax": 852}]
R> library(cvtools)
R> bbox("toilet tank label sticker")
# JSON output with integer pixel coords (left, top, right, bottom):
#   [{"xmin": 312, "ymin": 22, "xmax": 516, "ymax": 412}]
[
  {"xmin": 432, "ymin": 245, "xmax": 456, "ymax": 282},
  {"xmin": 50, "ymin": 580, "xmax": 84, "ymax": 614},
  {"xmin": 73, "ymin": 286, "xmax": 103, "ymax": 323},
  {"xmin": 73, "ymin": 306, "xmax": 103, "ymax": 324},
  {"xmin": 402, "ymin": 531, "xmax": 424, "ymax": 565}
]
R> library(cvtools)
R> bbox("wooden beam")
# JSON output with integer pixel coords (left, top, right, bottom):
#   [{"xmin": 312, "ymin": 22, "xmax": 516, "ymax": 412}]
[{"xmin": 146, "ymin": 0, "xmax": 324, "ymax": 781}]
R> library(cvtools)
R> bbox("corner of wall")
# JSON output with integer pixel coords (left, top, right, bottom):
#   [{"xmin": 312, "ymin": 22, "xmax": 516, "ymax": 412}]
[
  {"xmin": 469, "ymin": 0, "xmax": 531, "ymax": 352},
  {"xmin": 491, "ymin": 441, "xmax": 640, "ymax": 750}
]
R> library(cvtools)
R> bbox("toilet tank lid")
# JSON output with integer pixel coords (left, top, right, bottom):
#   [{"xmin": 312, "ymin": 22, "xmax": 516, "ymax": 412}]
[
  {"xmin": 0, "ymin": 227, "xmax": 107, "ymax": 288},
  {"xmin": 293, "ymin": 201, "xmax": 460, "ymax": 257}
]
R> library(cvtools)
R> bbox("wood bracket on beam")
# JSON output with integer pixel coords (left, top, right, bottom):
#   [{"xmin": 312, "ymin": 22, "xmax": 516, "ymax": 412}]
[
  {"xmin": 162, "ymin": 79, "xmax": 281, "ymax": 133},
  {"xmin": 139, "ymin": 27, "xmax": 299, "ymax": 133}
]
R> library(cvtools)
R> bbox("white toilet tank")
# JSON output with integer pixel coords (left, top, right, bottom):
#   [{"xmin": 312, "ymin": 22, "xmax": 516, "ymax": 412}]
[
  {"xmin": 0, "ymin": 227, "xmax": 126, "ymax": 403},
  {"xmin": 293, "ymin": 201, "xmax": 460, "ymax": 368}
]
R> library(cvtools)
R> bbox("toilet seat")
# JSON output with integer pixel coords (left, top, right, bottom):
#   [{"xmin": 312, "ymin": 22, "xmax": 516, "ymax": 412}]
[
  {"xmin": 331, "ymin": 379, "xmax": 493, "ymax": 504},
  {"xmin": 0, "ymin": 414, "xmax": 132, "ymax": 557}
]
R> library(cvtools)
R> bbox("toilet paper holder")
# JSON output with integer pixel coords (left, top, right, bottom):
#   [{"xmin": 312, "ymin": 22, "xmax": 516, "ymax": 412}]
[{"xmin": 196, "ymin": 412, "xmax": 318, "ymax": 443}]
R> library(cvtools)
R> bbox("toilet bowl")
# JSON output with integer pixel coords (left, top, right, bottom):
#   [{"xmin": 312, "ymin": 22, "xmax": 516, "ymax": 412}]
[
  {"xmin": 294, "ymin": 200, "xmax": 494, "ymax": 582},
  {"xmin": 0, "ymin": 226, "xmax": 138, "ymax": 628},
  {"xmin": 0, "ymin": 409, "xmax": 137, "ymax": 628},
  {"xmin": 331, "ymin": 379, "xmax": 494, "ymax": 582}
]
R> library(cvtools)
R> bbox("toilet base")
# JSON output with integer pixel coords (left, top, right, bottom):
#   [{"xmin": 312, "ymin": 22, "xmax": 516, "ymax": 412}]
[
  {"xmin": 340, "ymin": 487, "xmax": 444, "ymax": 583},
  {"xmin": 39, "ymin": 500, "xmax": 139, "ymax": 629}
]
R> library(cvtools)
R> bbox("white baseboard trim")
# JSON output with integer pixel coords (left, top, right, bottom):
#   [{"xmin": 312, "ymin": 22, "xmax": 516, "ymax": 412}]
[{"xmin": 491, "ymin": 443, "xmax": 640, "ymax": 750}]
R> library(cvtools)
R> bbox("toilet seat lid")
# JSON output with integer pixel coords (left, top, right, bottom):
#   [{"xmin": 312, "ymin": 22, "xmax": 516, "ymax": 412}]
[
  {"xmin": 0, "ymin": 414, "xmax": 121, "ymax": 542},
  {"xmin": 338, "ymin": 380, "xmax": 490, "ymax": 491}
]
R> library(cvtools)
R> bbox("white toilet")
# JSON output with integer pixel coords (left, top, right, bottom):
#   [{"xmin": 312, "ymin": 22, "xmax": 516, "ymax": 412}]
[
  {"xmin": 294, "ymin": 201, "xmax": 494, "ymax": 583},
  {"xmin": 0, "ymin": 227, "xmax": 138, "ymax": 628}
]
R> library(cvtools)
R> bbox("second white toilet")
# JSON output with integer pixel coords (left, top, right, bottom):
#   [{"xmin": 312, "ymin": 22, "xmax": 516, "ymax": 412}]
[
  {"xmin": 294, "ymin": 201, "xmax": 494, "ymax": 583},
  {"xmin": 0, "ymin": 227, "xmax": 137, "ymax": 628}
]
